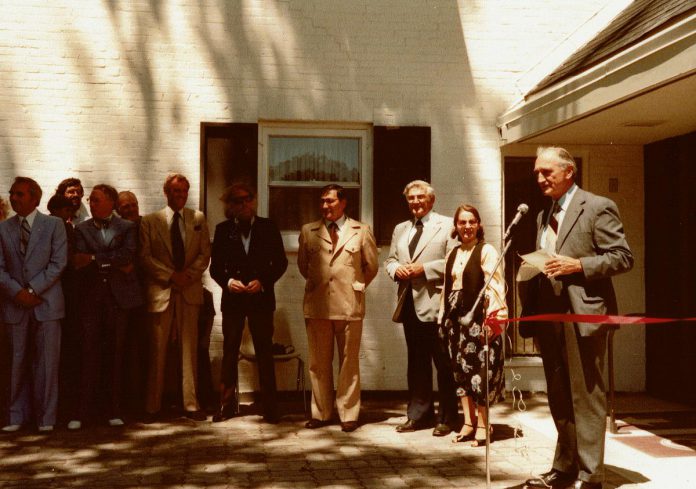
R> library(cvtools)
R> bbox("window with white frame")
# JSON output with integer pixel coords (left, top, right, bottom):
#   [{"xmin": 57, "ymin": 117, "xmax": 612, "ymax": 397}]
[{"xmin": 258, "ymin": 123, "xmax": 372, "ymax": 249}]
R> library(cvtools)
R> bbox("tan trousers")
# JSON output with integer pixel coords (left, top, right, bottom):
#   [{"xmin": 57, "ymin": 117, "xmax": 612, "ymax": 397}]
[
  {"xmin": 146, "ymin": 291, "xmax": 201, "ymax": 413},
  {"xmin": 305, "ymin": 319, "xmax": 362, "ymax": 423}
]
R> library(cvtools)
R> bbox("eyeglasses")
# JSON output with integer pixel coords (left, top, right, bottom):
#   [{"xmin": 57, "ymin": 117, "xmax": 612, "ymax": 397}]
[{"xmin": 230, "ymin": 194, "xmax": 253, "ymax": 205}]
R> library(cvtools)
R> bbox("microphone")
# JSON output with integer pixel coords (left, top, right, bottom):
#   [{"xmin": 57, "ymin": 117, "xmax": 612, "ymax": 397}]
[{"xmin": 503, "ymin": 203, "xmax": 529, "ymax": 241}]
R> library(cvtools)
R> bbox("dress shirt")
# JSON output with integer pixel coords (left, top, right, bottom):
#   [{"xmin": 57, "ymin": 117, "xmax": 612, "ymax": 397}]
[
  {"xmin": 540, "ymin": 183, "xmax": 578, "ymax": 250},
  {"xmin": 407, "ymin": 211, "xmax": 433, "ymax": 242},
  {"xmin": 164, "ymin": 206, "xmax": 186, "ymax": 241},
  {"xmin": 20, "ymin": 208, "xmax": 39, "ymax": 228},
  {"xmin": 324, "ymin": 214, "xmax": 347, "ymax": 241},
  {"xmin": 438, "ymin": 240, "xmax": 508, "ymax": 323}
]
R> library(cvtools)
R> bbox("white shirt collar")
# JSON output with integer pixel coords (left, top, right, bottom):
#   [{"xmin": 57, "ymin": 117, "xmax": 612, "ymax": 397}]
[
  {"xmin": 19, "ymin": 208, "xmax": 39, "ymax": 227},
  {"xmin": 555, "ymin": 183, "xmax": 578, "ymax": 212},
  {"xmin": 414, "ymin": 210, "xmax": 432, "ymax": 226},
  {"xmin": 165, "ymin": 206, "xmax": 185, "ymax": 224},
  {"xmin": 325, "ymin": 214, "xmax": 347, "ymax": 230}
]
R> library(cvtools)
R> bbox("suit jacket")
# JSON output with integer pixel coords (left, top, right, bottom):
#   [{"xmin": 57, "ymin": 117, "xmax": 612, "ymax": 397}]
[
  {"xmin": 521, "ymin": 187, "xmax": 633, "ymax": 337},
  {"xmin": 0, "ymin": 212, "xmax": 67, "ymax": 323},
  {"xmin": 210, "ymin": 216, "xmax": 288, "ymax": 313},
  {"xmin": 139, "ymin": 207, "xmax": 211, "ymax": 313},
  {"xmin": 74, "ymin": 216, "xmax": 144, "ymax": 310},
  {"xmin": 384, "ymin": 211, "xmax": 458, "ymax": 323},
  {"xmin": 298, "ymin": 217, "xmax": 378, "ymax": 321}
]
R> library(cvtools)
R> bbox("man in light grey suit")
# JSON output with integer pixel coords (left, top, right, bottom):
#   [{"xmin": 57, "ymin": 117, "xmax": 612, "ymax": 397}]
[
  {"xmin": 522, "ymin": 147, "xmax": 633, "ymax": 489},
  {"xmin": 385, "ymin": 180, "xmax": 459, "ymax": 436},
  {"xmin": 0, "ymin": 177, "xmax": 67, "ymax": 432}
]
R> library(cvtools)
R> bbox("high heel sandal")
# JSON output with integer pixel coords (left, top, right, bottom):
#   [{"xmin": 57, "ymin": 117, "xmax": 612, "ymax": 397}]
[
  {"xmin": 470, "ymin": 425, "xmax": 493, "ymax": 447},
  {"xmin": 451, "ymin": 423, "xmax": 475, "ymax": 443}
]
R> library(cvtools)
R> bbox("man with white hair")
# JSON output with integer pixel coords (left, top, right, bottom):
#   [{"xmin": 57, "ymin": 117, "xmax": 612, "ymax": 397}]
[{"xmin": 385, "ymin": 180, "xmax": 459, "ymax": 436}]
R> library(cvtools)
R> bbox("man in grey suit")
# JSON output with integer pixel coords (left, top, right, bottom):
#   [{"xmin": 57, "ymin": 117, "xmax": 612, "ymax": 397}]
[
  {"xmin": 0, "ymin": 177, "xmax": 67, "ymax": 432},
  {"xmin": 522, "ymin": 147, "xmax": 633, "ymax": 489},
  {"xmin": 67, "ymin": 184, "xmax": 143, "ymax": 430},
  {"xmin": 385, "ymin": 180, "xmax": 459, "ymax": 436}
]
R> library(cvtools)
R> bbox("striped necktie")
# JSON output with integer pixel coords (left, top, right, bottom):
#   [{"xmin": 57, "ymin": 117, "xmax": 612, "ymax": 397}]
[
  {"xmin": 20, "ymin": 218, "xmax": 31, "ymax": 256},
  {"xmin": 544, "ymin": 202, "xmax": 561, "ymax": 252}
]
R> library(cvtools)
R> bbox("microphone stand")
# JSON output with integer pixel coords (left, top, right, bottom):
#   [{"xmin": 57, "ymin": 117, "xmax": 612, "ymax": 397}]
[{"xmin": 458, "ymin": 217, "xmax": 519, "ymax": 489}]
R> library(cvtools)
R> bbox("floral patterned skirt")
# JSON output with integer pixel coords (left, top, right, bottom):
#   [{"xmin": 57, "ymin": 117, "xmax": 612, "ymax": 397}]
[{"xmin": 438, "ymin": 289, "xmax": 504, "ymax": 406}]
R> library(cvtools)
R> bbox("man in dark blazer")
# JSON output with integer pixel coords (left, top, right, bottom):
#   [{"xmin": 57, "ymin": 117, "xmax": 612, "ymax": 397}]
[
  {"xmin": 0, "ymin": 177, "xmax": 67, "ymax": 432},
  {"xmin": 210, "ymin": 183, "xmax": 287, "ymax": 423},
  {"xmin": 522, "ymin": 147, "xmax": 633, "ymax": 489},
  {"xmin": 384, "ymin": 180, "xmax": 459, "ymax": 436},
  {"xmin": 67, "ymin": 184, "xmax": 143, "ymax": 430}
]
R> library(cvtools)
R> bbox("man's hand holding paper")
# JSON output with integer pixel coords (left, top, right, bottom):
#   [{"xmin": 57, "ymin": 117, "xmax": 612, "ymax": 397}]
[{"xmin": 517, "ymin": 250, "xmax": 583, "ymax": 281}]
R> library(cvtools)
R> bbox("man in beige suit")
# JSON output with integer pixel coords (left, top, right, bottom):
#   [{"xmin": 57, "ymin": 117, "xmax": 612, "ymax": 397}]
[
  {"xmin": 298, "ymin": 184, "xmax": 378, "ymax": 432},
  {"xmin": 140, "ymin": 173, "xmax": 211, "ymax": 422}
]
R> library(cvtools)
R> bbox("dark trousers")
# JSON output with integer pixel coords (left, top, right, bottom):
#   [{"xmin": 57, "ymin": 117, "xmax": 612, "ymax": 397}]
[
  {"xmin": 537, "ymin": 321, "xmax": 607, "ymax": 483},
  {"xmin": 402, "ymin": 292, "xmax": 458, "ymax": 425},
  {"xmin": 123, "ymin": 304, "xmax": 148, "ymax": 415},
  {"xmin": 220, "ymin": 309, "xmax": 277, "ymax": 418},
  {"xmin": 77, "ymin": 283, "xmax": 127, "ymax": 421}
]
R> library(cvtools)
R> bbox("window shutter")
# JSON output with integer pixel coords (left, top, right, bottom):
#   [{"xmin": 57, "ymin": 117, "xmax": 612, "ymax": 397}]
[
  {"xmin": 201, "ymin": 122, "xmax": 258, "ymax": 224},
  {"xmin": 373, "ymin": 126, "xmax": 430, "ymax": 245}
]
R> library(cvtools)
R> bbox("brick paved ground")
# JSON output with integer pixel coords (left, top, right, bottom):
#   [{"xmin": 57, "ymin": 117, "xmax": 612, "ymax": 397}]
[{"xmin": 0, "ymin": 395, "xmax": 693, "ymax": 488}]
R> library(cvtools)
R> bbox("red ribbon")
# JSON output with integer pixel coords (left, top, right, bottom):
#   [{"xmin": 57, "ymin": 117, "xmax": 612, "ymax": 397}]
[{"xmin": 485, "ymin": 312, "xmax": 696, "ymax": 330}]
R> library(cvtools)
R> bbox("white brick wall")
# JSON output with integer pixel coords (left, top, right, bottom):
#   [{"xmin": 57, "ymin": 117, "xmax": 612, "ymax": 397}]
[{"xmin": 0, "ymin": 0, "xmax": 615, "ymax": 391}]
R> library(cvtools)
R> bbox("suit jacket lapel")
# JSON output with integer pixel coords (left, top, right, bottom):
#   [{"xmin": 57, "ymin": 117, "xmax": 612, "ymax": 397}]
[
  {"xmin": 156, "ymin": 208, "xmax": 174, "ymax": 258},
  {"xmin": 412, "ymin": 218, "xmax": 441, "ymax": 262},
  {"xmin": 183, "ymin": 208, "xmax": 195, "ymax": 252},
  {"xmin": 10, "ymin": 216, "xmax": 22, "ymax": 258},
  {"xmin": 24, "ymin": 212, "xmax": 45, "ymax": 260},
  {"xmin": 333, "ymin": 218, "xmax": 358, "ymax": 257},
  {"xmin": 557, "ymin": 190, "xmax": 585, "ymax": 251},
  {"xmin": 314, "ymin": 220, "xmax": 332, "ymax": 247}
]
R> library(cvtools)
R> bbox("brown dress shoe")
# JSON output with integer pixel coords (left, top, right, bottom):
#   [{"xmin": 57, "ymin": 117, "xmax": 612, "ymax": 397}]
[
  {"xmin": 184, "ymin": 410, "xmax": 207, "ymax": 421},
  {"xmin": 432, "ymin": 423, "xmax": 453, "ymax": 437},
  {"xmin": 305, "ymin": 418, "xmax": 329, "ymax": 429},
  {"xmin": 341, "ymin": 421, "xmax": 359, "ymax": 432}
]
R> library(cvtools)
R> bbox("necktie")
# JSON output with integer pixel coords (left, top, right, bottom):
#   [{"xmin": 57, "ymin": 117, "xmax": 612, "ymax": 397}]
[
  {"xmin": 409, "ymin": 219, "xmax": 423, "ymax": 258},
  {"xmin": 171, "ymin": 212, "xmax": 185, "ymax": 271},
  {"xmin": 544, "ymin": 202, "xmax": 561, "ymax": 252},
  {"xmin": 95, "ymin": 218, "xmax": 110, "ymax": 229},
  {"xmin": 237, "ymin": 219, "xmax": 251, "ymax": 237},
  {"xmin": 328, "ymin": 222, "xmax": 339, "ymax": 251},
  {"xmin": 20, "ymin": 218, "xmax": 31, "ymax": 256}
]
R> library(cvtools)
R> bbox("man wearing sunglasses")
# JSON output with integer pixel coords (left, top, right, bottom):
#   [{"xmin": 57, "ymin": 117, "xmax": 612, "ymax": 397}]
[{"xmin": 210, "ymin": 183, "xmax": 288, "ymax": 423}]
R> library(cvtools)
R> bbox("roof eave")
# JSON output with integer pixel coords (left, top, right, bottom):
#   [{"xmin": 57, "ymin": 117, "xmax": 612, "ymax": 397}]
[{"xmin": 497, "ymin": 12, "xmax": 696, "ymax": 145}]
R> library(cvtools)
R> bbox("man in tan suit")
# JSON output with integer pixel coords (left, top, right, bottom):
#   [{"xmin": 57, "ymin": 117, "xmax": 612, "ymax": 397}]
[
  {"xmin": 298, "ymin": 184, "xmax": 378, "ymax": 432},
  {"xmin": 140, "ymin": 173, "xmax": 211, "ymax": 422}
]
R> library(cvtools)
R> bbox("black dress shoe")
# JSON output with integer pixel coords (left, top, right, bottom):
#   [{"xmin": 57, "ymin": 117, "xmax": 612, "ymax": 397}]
[
  {"xmin": 432, "ymin": 423, "xmax": 453, "ymax": 437},
  {"xmin": 395, "ymin": 417, "xmax": 434, "ymax": 433},
  {"xmin": 525, "ymin": 469, "xmax": 576, "ymax": 488},
  {"xmin": 212, "ymin": 405, "xmax": 236, "ymax": 423},
  {"xmin": 571, "ymin": 481, "xmax": 602, "ymax": 489},
  {"xmin": 184, "ymin": 410, "xmax": 207, "ymax": 421},
  {"xmin": 305, "ymin": 418, "xmax": 329, "ymax": 429},
  {"xmin": 341, "ymin": 421, "xmax": 359, "ymax": 432},
  {"xmin": 263, "ymin": 413, "xmax": 280, "ymax": 424},
  {"xmin": 141, "ymin": 412, "xmax": 160, "ymax": 424}
]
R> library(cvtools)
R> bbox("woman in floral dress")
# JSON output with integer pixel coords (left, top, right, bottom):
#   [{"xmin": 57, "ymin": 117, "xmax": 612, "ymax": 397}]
[{"xmin": 438, "ymin": 204, "xmax": 508, "ymax": 446}]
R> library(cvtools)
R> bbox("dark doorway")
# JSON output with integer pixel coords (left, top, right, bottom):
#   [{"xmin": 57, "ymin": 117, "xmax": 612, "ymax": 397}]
[
  {"xmin": 503, "ymin": 156, "xmax": 582, "ymax": 356},
  {"xmin": 645, "ymin": 131, "xmax": 696, "ymax": 404}
]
